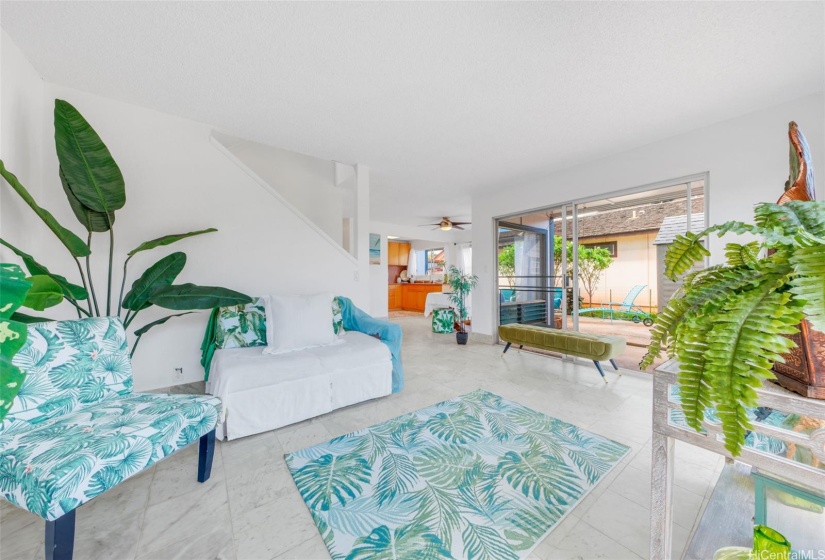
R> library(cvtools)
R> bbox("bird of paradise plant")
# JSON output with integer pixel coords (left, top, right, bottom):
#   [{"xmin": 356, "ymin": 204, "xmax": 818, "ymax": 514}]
[{"xmin": 0, "ymin": 99, "xmax": 251, "ymax": 364}]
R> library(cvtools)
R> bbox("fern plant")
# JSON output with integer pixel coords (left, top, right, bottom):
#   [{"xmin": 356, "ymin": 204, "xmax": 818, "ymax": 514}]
[{"xmin": 640, "ymin": 200, "xmax": 825, "ymax": 455}]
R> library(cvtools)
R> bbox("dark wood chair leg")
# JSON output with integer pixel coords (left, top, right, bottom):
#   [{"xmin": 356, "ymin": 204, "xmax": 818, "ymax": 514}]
[
  {"xmin": 501, "ymin": 342, "xmax": 512, "ymax": 355},
  {"xmin": 593, "ymin": 361, "xmax": 608, "ymax": 383},
  {"xmin": 198, "ymin": 428, "xmax": 216, "ymax": 483},
  {"xmin": 45, "ymin": 509, "xmax": 75, "ymax": 560}
]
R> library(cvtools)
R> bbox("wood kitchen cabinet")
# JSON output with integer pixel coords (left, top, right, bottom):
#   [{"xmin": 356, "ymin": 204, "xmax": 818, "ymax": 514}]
[
  {"xmin": 398, "ymin": 243, "xmax": 410, "ymax": 266},
  {"xmin": 388, "ymin": 242, "xmax": 411, "ymax": 266},
  {"xmin": 388, "ymin": 285, "xmax": 401, "ymax": 310},
  {"xmin": 392, "ymin": 283, "xmax": 444, "ymax": 312},
  {"xmin": 388, "ymin": 243, "xmax": 399, "ymax": 266}
]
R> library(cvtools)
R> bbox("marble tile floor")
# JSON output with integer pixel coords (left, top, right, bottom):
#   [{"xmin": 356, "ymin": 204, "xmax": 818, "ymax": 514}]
[{"xmin": 0, "ymin": 316, "xmax": 724, "ymax": 560}]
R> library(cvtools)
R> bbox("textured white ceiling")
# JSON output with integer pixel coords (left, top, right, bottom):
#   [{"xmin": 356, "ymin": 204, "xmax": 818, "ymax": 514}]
[{"xmin": 2, "ymin": 2, "xmax": 823, "ymax": 226}]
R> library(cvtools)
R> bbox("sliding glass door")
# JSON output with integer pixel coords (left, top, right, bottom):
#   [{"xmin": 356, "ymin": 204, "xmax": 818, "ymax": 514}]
[
  {"xmin": 496, "ymin": 176, "xmax": 707, "ymax": 371},
  {"xmin": 497, "ymin": 222, "xmax": 557, "ymax": 328}
]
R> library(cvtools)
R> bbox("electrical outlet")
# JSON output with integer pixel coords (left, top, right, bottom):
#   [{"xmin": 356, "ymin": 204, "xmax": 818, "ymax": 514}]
[{"xmin": 173, "ymin": 367, "xmax": 183, "ymax": 381}]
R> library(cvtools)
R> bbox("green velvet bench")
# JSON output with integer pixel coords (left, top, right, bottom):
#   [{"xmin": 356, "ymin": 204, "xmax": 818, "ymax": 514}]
[{"xmin": 498, "ymin": 323, "xmax": 626, "ymax": 382}]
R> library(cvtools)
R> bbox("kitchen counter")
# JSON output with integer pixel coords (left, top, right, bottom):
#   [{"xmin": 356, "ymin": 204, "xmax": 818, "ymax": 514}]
[{"xmin": 388, "ymin": 283, "xmax": 448, "ymax": 312}]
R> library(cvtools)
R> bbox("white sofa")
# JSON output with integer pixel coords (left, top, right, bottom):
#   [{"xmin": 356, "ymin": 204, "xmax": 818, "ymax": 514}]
[
  {"xmin": 204, "ymin": 294, "xmax": 397, "ymax": 440},
  {"xmin": 207, "ymin": 331, "xmax": 392, "ymax": 440}
]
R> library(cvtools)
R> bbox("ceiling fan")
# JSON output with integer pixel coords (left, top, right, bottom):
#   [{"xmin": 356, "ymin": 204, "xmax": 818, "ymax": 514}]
[{"xmin": 421, "ymin": 217, "xmax": 471, "ymax": 231}]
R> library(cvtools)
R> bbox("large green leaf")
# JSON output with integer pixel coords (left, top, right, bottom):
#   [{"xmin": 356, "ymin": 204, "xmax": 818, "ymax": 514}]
[
  {"xmin": 704, "ymin": 283, "xmax": 804, "ymax": 455},
  {"xmin": 0, "ymin": 238, "xmax": 88, "ymax": 301},
  {"xmin": 348, "ymin": 524, "xmax": 451, "ymax": 560},
  {"xmin": 425, "ymin": 411, "xmax": 485, "ymax": 444},
  {"xmin": 497, "ymin": 448, "xmax": 581, "ymax": 504},
  {"xmin": 53, "ymin": 99, "xmax": 125, "ymax": 216},
  {"xmin": 724, "ymin": 242, "xmax": 760, "ymax": 267},
  {"xmin": 0, "ymin": 161, "xmax": 90, "ymax": 258},
  {"xmin": 127, "ymin": 229, "xmax": 218, "ymax": 257},
  {"xmin": 413, "ymin": 445, "xmax": 477, "ymax": 488},
  {"xmin": 0, "ymin": 264, "xmax": 31, "ymax": 319},
  {"xmin": 147, "ymin": 283, "xmax": 252, "ymax": 310},
  {"xmin": 462, "ymin": 521, "xmax": 518, "ymax": 560},
  {"xmin": 122, "ymin": 252, "xmax": 186, "ymax": 312},
  {"xmin": 373, "ymin": 452, "xmax": 417, "ymax": 507},
  {"xmin": 0, "ymin": 264, "xmax": 30, "ymax": 421},
  {"xmin": 23, "ymin": 276, "xmax": 64, "ymax": 311},
  {"xmin": 133, "ymin": 312, "xmax": 194, "ymax": 337},
  {"xmin": 664, "ymin": 231, "xmax": 711, "ymax": 281},
  {"xmin": 292, "ymin": 453, "xmax": 371, "ymax": 511},
  {"xmin": 60, "ymin": 167, "xmax": 114, "ymax": 232},
  {"xmin": 10, "ymin": 312, "xmax": 52, "ymax": 324},
  {"xmin": 405, "ymin": 482, "xmax": 463, "ymax": 550},
  {"xmin": 790, "ymin": 244, "xmax": 825, "ymax": 331}
]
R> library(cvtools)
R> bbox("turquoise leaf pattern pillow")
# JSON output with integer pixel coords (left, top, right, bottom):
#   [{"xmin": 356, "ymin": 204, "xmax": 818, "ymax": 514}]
[
  {"xmin": 215, "ymin": 297, "xmax": 267, "ymax": 349},
  {"xmin": 332, "ymin": 296, "xmax": 345, "ymax": 336}
]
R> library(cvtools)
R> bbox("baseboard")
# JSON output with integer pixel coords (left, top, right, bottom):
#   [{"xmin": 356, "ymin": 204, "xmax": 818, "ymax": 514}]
[
  {"xmin": 471, "ymin": 332, "xmax": 494, "ymax": 344},
  {"xmin": 150, "ymin": 381, "xmax": 207, "ymax": 395}
]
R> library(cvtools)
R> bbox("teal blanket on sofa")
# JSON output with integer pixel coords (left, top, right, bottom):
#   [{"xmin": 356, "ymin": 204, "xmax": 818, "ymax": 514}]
[{"xmin": 200, "ymin": 296, "xmax": 404, "ymax": 392}]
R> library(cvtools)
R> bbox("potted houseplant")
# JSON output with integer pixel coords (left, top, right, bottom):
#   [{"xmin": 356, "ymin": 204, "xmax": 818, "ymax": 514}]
[
  {"xmin": 641, "ymin": 121, "xmax": 825, "ymax": 456},
  {"xmin": 447, "ymin": 265, "xmax": 478, "ymax": 345},
  {"xmin": 640, "ymin": 198, "xmax": 825, "ymax": 455},
  {"xmin": 0, "ymin": 99, "xmax": 251, "ymax": 354}
]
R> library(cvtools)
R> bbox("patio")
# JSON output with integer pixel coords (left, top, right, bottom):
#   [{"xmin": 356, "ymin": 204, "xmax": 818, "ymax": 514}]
[{"xmin": 575, "ymin": 316, "xmax": 664, "ymax": 371}]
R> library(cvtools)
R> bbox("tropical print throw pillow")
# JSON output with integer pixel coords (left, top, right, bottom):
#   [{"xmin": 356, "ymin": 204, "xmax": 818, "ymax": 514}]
[
  {"xmin": 215, "ymin": 298, "xmax": 267, "ymax": 349},
  {"xmin": 332, "ymin": 296, "xmax": 345, "ymax": 336}
]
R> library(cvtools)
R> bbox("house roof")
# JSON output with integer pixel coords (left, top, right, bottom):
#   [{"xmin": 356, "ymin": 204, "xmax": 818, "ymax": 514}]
[
  {"xmin": 653, "ymin": 213, "xmax": 706, "ymax": 245},
  {"xmin": 558, "ymin": 196, "xmax": 705, "ymax": 240}
]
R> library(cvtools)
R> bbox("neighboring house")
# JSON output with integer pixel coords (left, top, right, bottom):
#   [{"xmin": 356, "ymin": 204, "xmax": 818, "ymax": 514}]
[{"xmin": 653, "ymin": 213, "xmax": 706, "ymax": 313}]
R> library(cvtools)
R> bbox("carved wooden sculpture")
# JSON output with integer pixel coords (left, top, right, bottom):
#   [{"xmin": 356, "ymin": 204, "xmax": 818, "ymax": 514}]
[
  {"xmin": 774, "ymin": 121, "xmax": 824, "ymax": 398},
  {"xmin": 777, "ymin": 121, "xmax": 816, "ymax": 204}
]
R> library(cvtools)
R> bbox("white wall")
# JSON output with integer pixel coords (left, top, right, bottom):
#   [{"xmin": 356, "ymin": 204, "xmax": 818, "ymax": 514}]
[
  {"xmin": 472, "ymin": 93, "xmax": 825, "ymax": 338},
  {"xmin": 0, "ymin": 31, "xmax": 372, "ymax": 390},
  {"xmin": 0, "ymin": 30, "xmax": 47, "ymax": 250},
  {"xmin": 216, "ymin": 133, "xmax": 346, "ymax": 246}
]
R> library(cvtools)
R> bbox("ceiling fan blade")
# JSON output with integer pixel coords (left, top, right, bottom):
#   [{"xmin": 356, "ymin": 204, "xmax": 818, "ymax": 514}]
[
  {"xmin": 419, "ymin": 223, "xmax": 441, "ymax": 227},
  {"xmin": 452, "ymin": 225, "xmax": 465, "ymax": 230},
  {"xmin": 452, "ymin": 222, "xmax": 471, "ymax": 226}
]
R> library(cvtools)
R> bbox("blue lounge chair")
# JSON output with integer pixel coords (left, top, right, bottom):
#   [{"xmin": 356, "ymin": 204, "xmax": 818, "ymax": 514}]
[{"xmin": 578, "ymin": 284, "xmax": 653, "ymax": 326}]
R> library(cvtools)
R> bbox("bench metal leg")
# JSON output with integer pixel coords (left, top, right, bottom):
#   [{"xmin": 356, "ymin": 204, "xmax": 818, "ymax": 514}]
[
  {"xmin": 198, "ymin": 428, "xmax": 216, "ymax": 483},
  {"xmin": 501, "ymin": 342, "xmax": 511, "ymax": 356},
  {"xmin": 45, "ymin": 509, "xmax": 75, "ymax": 560},
  {"xmin": 593, "ymin": 361, "xmax": 608, "ymax": 383},
  {"xmin": 609, "ymin": 359, "xmax": 622, "ymax": 375}
]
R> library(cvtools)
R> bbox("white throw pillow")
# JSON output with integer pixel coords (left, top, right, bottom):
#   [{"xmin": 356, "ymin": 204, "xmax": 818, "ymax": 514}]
[{"xmin": 263, "ymin": 293, "xmax": 338, "ymax": 355}]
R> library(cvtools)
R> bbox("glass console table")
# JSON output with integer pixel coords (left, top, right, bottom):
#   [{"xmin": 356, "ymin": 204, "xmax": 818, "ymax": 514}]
[{"xmin": 651, "ymin": 359, "xmax": 825, "ymax": 558}]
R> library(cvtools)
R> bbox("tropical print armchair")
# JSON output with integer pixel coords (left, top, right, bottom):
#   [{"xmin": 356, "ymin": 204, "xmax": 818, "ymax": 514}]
[{"xmin": 0, "ymin": 317, "xmax": 221, "ymax": 560}]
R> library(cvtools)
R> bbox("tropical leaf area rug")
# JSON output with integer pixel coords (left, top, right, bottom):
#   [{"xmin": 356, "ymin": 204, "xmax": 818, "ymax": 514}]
[{"xmin": 285, "ymin": 390, "xmax": 630, "ymax": 559}]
